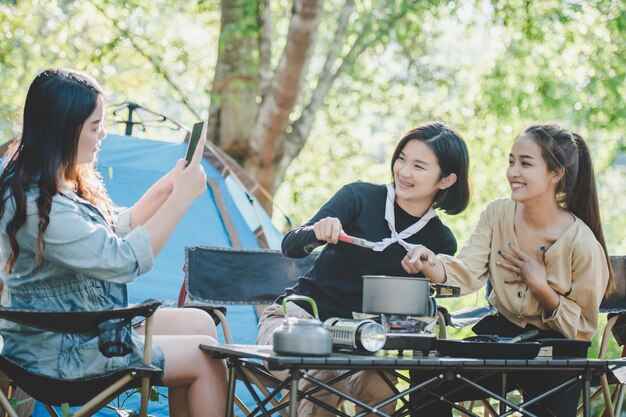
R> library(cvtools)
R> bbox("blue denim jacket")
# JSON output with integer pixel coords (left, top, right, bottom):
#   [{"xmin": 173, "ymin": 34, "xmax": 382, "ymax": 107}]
[{"xmin": 0, "ymin": 185, "xmax": 164, "ymax": 379}]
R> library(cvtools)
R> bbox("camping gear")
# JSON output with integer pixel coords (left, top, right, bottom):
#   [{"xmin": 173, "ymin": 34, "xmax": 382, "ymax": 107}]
[
  {"xmin": 202, "ymin": 344, "xmax": 623, "ymax": 417},
  {"xmin": 185, "ymin": 247, "xmax": 318, "ymax": 416},
  {"xmin": 436, "ymin": 338, "xmax": 542, "ymax": 359},
  {"xmin": 536, "ymin": 338, "xmax": 592, "ymax": 358},
  {"xmin": 437, "ymin": 327, "xmax": 543, "ymax": 359},
  {"xmin": 464, "ymin": 329, "xmax": 539, "ymax": 343},
  {"xmin": 273, "ymin": 296, "xmax": 332, "ymax": 356},
  {"xmin": 0, "ymin": 300, "xmax": 162, "ymax": 417},
  {"xmin": 362, "ymin": 275, "xmax": 435, "ymax": 316},
  {"xmin": 323, "ymin": 318, "xmax": 386, "ymax": 353},
  {"xmin": 361, "ymin": 275, "xmax": 459, "ymax": 355}
]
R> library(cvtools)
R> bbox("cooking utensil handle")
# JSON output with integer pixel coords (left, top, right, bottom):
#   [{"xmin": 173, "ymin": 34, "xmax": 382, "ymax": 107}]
[
  {"xmin": 510, "ymin": 329, "xmax": 539, "ymax": 343},
  {"xmin": 431, "ymin": 283, "xmax": 461, "ymax": 298},
  {"xmin": 338, "ymin": 233, "xmax": 375, "ymax": 249},
  {"xmin": 282, "ymin": 295, "xmax": 319, "ymax": 319}
]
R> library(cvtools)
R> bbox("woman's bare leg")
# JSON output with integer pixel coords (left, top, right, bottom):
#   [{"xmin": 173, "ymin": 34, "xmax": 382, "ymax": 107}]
[
  {"xmin": 156, "ymin": 335, "xmax": 227, "ymax": 417},
  {"xmin": 168, "ymin": 387, "xmax": 190, "ymax": 417},
  {"xmin": 138, "ymin": 308, "xmax": 226, "ymax": 417}
]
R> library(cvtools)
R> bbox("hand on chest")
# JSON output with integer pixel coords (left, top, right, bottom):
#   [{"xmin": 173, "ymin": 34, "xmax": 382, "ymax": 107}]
[{"xmin": 514, "ymin": 226, "xmax": 552, "ymax": 261}]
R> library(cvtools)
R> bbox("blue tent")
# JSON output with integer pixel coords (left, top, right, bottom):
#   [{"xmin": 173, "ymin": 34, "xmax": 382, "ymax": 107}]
[
  {"xmin": 29, "ymin": 133, "xmax": 282, "ymax": 416},
  {"xmin": 97, "ymin": 133, "xmax": 282, "ymax": 303}
]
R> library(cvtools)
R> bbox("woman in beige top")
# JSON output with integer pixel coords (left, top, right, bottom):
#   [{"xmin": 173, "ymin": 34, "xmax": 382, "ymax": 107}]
[{"xmin": 406, "ymin": 123, "xmax": 614, "ymax": 417}]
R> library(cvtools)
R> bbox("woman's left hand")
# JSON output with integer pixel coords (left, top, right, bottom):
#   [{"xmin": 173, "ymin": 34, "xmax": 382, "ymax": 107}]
[{"xmin": 497, "ymin": 243, "xmax": 547, "ymax": 290}]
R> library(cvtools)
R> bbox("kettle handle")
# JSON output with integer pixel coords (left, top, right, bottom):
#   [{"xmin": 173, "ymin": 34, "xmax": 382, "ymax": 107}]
[{"xmin": 282, "ymin": 295, "xmax": 319, "ymax": 319}]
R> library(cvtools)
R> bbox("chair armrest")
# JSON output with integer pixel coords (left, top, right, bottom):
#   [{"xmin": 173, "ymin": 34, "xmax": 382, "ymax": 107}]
[
  {"xmin": 183, "ymin": 303, "xmax": 227, "ymax": 327},
  {"xmin": 0, "ymin": 299, "xmax": 162, "ymax": 334},
  {"xmin": 183, "ymin": 303, "xmax": 232, "ymax": 343},
  {"xmin": 608, "ymin": 312, "xmax": 626, "ymax": 347}
]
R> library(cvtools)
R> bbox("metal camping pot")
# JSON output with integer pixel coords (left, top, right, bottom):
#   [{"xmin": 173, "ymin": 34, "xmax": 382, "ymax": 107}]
[
  {"xmin": 362, "ymin": 275, "xmax": 436, "ymax": 316},
  {"xmin": 272, "ymin": 295, "xmax": 333, "ymax": 356}
]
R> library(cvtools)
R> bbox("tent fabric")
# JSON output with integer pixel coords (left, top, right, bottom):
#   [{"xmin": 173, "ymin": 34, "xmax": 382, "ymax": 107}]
[{"xmin": 97, "ymin": 133, "xmax": 281, "ymax": 303}]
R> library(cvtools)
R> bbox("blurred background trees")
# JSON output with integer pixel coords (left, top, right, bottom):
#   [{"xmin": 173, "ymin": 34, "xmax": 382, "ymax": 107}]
[{"xmin": 0, "ymin": 0, "xmax": 624, "ymax": 253}]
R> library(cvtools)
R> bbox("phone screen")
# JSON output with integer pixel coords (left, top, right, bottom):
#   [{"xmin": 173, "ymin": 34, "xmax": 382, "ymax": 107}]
[{"xmin": 185, "ymin": 121, "xmax": 206, "ymax": 163}]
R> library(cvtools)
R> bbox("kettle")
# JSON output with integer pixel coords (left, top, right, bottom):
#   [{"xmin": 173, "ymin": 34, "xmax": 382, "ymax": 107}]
[{"xmin": 272, "ymin": 295, "xmax": 333, "ymax": 356}]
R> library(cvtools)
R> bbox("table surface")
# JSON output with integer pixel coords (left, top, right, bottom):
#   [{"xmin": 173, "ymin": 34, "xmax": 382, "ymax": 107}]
[{"xmin": 201, "ymin": 343, "xmax": 619, "ymax": 372}]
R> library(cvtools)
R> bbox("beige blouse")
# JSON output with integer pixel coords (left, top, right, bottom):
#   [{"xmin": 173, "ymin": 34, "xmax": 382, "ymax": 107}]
[{"xmin": 440, "ymin": 198, "xmax": 609, "ymax": 340}]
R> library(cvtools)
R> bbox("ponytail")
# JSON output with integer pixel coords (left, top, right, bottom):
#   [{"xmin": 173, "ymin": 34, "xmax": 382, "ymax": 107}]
[{"xmin": 567, "ymin": 134, "xmax": 615, "ymax": 296}]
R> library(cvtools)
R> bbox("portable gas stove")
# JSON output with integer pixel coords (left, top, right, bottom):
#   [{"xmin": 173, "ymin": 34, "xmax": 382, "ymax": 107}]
[
  {"xmin": 379, "ymin": 313, "xmax": 437, "ymax": 355},
  {"xmin": 358, "ymin": 280, "xmax": 460, "ymax": 355}
]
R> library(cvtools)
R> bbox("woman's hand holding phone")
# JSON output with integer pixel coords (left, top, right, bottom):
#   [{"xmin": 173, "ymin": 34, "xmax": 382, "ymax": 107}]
[
  {"xmin": 185, "ymin": 121, "xmax": 207, "ymax": 165},
  {"xmin": 152, "ymin": 121, "xmax": 207, "ymax": 198},
  {"xmin": 171, "ymin": 127, "xmax": 207, "ymax": 205}
]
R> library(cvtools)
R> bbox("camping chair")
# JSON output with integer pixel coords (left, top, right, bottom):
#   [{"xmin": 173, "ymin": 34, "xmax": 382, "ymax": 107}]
[
  {"xmin": 182, "ymin": 246, "xmax": 317, "ymax": 417},
  {"xmin": 0, "ymin": 300, "xmax": 162, "ymax": 417},
  {"xmin": 576, "ymin": 255, "xmax": 626, "ymax": 417},
  {"xmin": 182, "ymin": 246, "xmax": 463, "ymax": 416}
]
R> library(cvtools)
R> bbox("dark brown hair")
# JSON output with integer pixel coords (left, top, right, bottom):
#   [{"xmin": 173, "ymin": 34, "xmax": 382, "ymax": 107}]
[{"xmin": 390, "ymin": 121, "xmax": 471, "ymax": 215}]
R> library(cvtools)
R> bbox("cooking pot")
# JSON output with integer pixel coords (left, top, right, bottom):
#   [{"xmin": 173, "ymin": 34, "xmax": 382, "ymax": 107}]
[
  {"xmin": 272, "ymin": 295, "xmax": 333, "ymax": 356},
  {"xmin": 362, "ymin": 275, "xmax": 436, "ymax": 316}
]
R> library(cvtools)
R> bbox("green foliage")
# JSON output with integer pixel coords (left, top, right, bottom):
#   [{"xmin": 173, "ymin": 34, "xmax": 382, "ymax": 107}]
[
  {"xmin": 0, "ymin": 0, "xmax": 220, "ymax": 143},
  {"xmin": 276, "ymin": 0, "xmax": 626, "ymax": 255},
  {"xmin": 61, "ymin": 402, "xmax": 72, "ymax": 417},
  {"xmin": 7, "ymin": 395, "xmax": 33, "ymax": 409},
  {"xmin": 1, "ymin": 3, "xmax": 625, "ymax": 416}
]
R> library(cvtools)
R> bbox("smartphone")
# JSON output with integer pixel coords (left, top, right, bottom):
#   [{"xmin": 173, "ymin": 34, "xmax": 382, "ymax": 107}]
[{"xmin": 185, "ymin": 121, "xmax": 207, "ymax": 164}]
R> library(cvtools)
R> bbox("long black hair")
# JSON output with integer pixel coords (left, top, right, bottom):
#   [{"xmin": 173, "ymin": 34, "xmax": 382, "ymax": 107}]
[{"xmin": 0, "ymin": 68, "xmax": 111, "ymax": 273}]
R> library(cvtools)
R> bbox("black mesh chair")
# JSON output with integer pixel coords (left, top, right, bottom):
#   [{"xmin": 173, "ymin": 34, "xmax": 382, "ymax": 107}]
[
  {"xmin": 182, "ymin": 246, "xmax": 316, "ymax": 417},
  {"xmin": 182, "ymin": 246, "xmax": 465, "ymax": 417},
  {"xmin": 183, "ymin": 246, "xmax": 316, "ymax": 344},
  {"xmin": 577, "ymin": 256, "xmax": 626, "ymax": 417},
  {"xmin": 0, "ymin": 300, "xmax": 162, "ymax": 417}
]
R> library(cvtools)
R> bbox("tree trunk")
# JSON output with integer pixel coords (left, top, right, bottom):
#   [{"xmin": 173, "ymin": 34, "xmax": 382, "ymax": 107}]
[
  {"xmin": 244, "ymin": 0, "xmax": 323, "ymax": 197},
  {"xmin": 207, "ymin": 0, "xmax": 262, "ymax": 163},
  {"xmin": 280, "ymin": 0, "xmax": 355, "ymax": 184}
]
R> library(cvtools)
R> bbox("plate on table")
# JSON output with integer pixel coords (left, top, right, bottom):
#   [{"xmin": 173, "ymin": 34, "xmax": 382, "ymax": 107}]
[
  {"xmin": 436, "ymin": 339, "xmax": 542, "ymax": 359},
  {"xmin": 536, "ymin": 338, "xmax": 591, "ymax": 358}
]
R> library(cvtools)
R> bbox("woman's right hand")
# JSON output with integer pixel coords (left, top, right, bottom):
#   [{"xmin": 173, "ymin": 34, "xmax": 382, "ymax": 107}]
[
  {"xmin": 312, "ymin": 217, "xmax": 343, "ymax": 244},
  {"xmin": 401, "ymin": 245, "xmax": 436, "ymax": 274},
  {"xmin": 170, "ymin": 134, "xmax": 207, "ymax": 204}
]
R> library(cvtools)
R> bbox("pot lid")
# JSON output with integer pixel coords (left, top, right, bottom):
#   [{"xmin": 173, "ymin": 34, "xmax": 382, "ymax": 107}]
[{"xmin": 362, "ymin": 275, "xmax": 429, "ymax": 282}]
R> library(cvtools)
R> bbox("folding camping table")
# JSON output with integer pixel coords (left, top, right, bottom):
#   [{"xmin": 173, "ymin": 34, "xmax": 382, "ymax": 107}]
[{"xmin": 201, "ymin": 343, "xmax": 626, "ymax": 417}]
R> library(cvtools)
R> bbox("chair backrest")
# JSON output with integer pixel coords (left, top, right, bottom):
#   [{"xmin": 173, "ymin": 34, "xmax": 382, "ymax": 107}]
[
  {"xmin": 600, "ymin": 256, "xmax": 626, "ymax": 313},
  {"xmin": 184, "ymin": 246, "xmax": 317, "ymax": 305},
  {"xmin": 0, "ymin": 299, "xmax": 160, "ymax": 333}
]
